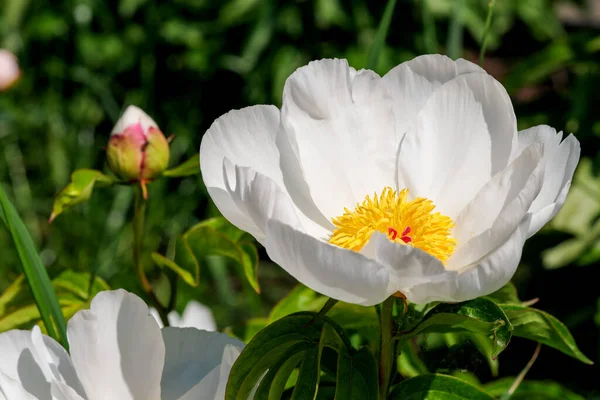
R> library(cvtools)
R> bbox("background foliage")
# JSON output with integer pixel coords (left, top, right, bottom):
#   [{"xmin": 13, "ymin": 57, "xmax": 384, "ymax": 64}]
[{"xmin": 1, "ymin": 0, "xmax": 600, "ymax": 397}]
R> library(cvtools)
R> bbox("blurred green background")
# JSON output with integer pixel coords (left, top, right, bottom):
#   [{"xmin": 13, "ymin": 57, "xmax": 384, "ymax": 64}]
[{"xmin": 1, "ymin": 0, "xmax": 600, "ymax": 397}]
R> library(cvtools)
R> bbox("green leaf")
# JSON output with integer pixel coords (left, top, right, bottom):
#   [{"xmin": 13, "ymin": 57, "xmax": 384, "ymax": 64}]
[
  {"xmin": 446, "ymin": 0, "xmax": 465, "ymax": 60},
  {"xmin": 484, "ymin": 282, "xmax": 521, "ymax": 305},
  {"xmin": 390, "ymin": 374, "xmax": 494, "ymax": 399},
  {"xmin": 49, "ymin": 169, "xmax": 115, "ymax": 222},
  {"xmin": 483, "ymin": 378, "xmax": 585, "ymax": 400},
  {"xmin": 398, "ymin": 298, "xmax": 513, "ymax": 358},
  {"xmin": 162, "ymin": 156, "xmax": 200, "ymax": 177},
  {"xmin": 335, "ymin": 347, "xmax": 378, "ymax": 400},
  {"xmin": 152, "ymin": 217, "xmax": 261, "ymax": 292},
  {"xmin": 0, "ymin": 270, "xmax": 109, "ymax": 334},
  {"xmin": 225, "ymin": 312, "xmax": 377, "ymax": 400},
  {"xmin": 0, "ymin": 184, "xmax": 68, "ymax": 348},
  {"xmin": 366, "ymin": 0, "xmax": 397, "ymax": 70},
  {"xmin": 500, "ymin": 304, "xmax": 593, "ymax": 364},
  {"xmin": 269, "ymin": 285, "xmax": 379, "ymax": 341}
]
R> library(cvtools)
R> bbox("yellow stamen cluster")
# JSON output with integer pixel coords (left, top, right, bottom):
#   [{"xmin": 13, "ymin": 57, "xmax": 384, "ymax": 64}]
[{"xmin": 329, "ymin": 187, "xmax": 456, "ymax": 263}]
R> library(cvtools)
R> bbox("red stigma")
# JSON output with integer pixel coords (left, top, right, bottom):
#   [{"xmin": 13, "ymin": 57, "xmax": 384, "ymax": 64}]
[
  {"xmin": 388, "ymin": 227, "xmax": 398, "ymax": 240},
  {"xmin": 401, "ymin": 226, "xmax": 412, "ymax": 243}
]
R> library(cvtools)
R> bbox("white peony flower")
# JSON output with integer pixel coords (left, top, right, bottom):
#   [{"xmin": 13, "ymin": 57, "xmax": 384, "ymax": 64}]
[
  {"xmin": 200, "ymin": 54, "xmax": 580, "ymax": 306},
  {"xmin": 150, "ymin": 300, "xmax": 217, "ymax": 331},
  {"xmin": 0, "ymin": 289, "xmax": 243, "ymax": 400},
  {"xmin": 0, "ymin": 50, "xmax": 20, "ymax": 91}
]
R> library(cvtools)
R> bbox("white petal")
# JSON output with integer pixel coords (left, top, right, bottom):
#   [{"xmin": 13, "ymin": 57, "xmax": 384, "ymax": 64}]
[
  {"xmin": 168, "ymin": 301, "xmax": 217, "ymax": 331},
  {"xmin": 67, "ymin": 290, "xmax": 164, "ymax": 400},
  {"xmin": 149, "ymin": 307, "xmax": 165, "ymax": 328},
  {"xmin": 406, "ymin": 219, "xmax": 530, "ymax": 303},
  {"xmin": 160, "ymin": 328, "xmax": 244, "ymax": 400},
  {"xmin": 112, "ymin": 105, "xmax": 158, "ymax": 136},
  {"xmin": 397, "ymin": 72, "xmax": 517, "ymax": 218},
  {"xmin": 0, "ymin": 50, "xmax": 20, "ymax": 91},
  {"xmin": 200, "ymin": 105, "xmax": 282, "ymax": 190},
  {"xmin": 50, "ymin": 382, "xmax": 86, "ymax": 400},
  {"xmin": 448, "ymin": 143, "xmax": 544, "ymax": 270},
  {"xmin": 225, "ymin": 166, "xmax": 328, "ymax": 243},
  {"xmin": 265, "ymin": 219, "xmax": 393, "ymax": 306},
  {"xmin": 0, "ymin": 371, "xmax": 37, "ymax": 400},
  {"xmin": 211, "ymin": 344, "xmax": 243, "ymax": 400},
  {"xmin": 516, "ymin": 126, "xmax": 580, "ymax": 237},
  {"xmin": 279, "ymin": 59, "xmax": 397, "ymax": 219},
  {"xmin": 381, "ymin": 54, "xmax": 484, "ymax": 138},
  {"xmin": 0, "ymin": 327, "xmax": 82, "ymax": 400},
  {"xmin": 201, "ymin": 106, "xmax": 293, "ymax": 240},
  {"xmin": 367, "ymin": 232, "xmax": 457, "ymax": 294}
]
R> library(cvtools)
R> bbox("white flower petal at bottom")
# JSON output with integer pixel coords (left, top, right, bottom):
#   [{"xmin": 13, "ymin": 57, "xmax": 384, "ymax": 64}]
[
  {"xmin": 0, "ymin": 371, "xmax": 38, "ymax": 400},
  {"xmin": 67, "ymin": 290, "xmax": 165, "ymax": 400},
  {"xmin": 150, "ymin": 301, "xmax": 217, "ymax": 331},
  {"xmin": 161, "ymin": 328, "xmax": 244, "ymax": 400}
]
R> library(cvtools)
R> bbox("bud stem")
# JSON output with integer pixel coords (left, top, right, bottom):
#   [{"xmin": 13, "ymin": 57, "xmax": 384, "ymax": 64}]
[{"xmin": 133, "ymin": 186, "xmax": 169, "ymax": 326}]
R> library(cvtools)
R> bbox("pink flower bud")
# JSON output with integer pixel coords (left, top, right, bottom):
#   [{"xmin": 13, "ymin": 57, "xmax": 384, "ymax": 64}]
[
  {"xmin": 0, "ymin": 50, "xmax": 21, "ymax": 91},
  {"xmin": 107, "ymin": 106, "xmax": 170, "ymax": 196}
]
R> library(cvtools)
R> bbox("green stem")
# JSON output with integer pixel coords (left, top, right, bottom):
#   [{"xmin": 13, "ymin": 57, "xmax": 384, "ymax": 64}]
[
  {"xmin": 133, "ymin": 186, "xmax": 169, "ymax": 326},
  {"xmin": 379, "ymin": 296, "xmax": 395, "ymax": 399}
]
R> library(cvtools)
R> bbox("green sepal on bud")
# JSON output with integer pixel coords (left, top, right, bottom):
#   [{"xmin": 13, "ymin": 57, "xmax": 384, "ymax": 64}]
[{"xmin": 106, "ymin": 105, "xmax": 170, "ymax": 198}]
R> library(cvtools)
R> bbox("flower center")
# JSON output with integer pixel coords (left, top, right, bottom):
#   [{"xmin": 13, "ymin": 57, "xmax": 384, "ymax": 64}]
[{"xmin": 329, "ymin": 187, "xmax": 456, "ymax": 263}]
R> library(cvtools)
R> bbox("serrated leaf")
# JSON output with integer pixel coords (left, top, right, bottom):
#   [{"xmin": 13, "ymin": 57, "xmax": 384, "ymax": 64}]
[
  {"xmin": 152, "ymin": 217, "xmax": 260, "ymax": 292},
  {"xmin": 389, "ymin": 374, "xmax": 494, "ymax": 400},
  {"xmin": 500, "ymin": 304, "xmax": 593, "ymax": 364},
  {"xmin": 483, "ymin": 378, "xmax": 585, "ymax": 400},
  {"xmin": 398, "ymin": 298, "xmax": 513, "ymax": 358},
  {"xmin": 0, "ymin": 184, "xmax": 67, "ymax": 347},
  {"xmin": 162, "ymin": 156, "xmax": 200, "ymax": 177},
  {"xmin": 50, "ymin": 169, "xmax": 114, "ymax": 222}
]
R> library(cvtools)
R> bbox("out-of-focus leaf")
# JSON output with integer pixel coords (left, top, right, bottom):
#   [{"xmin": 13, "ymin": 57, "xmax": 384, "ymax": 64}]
[
  {"xmin": 162, "ymin": 156, "xmax": 200, "ymax": 177},
  {"xmin": 50, "ymin": 169, "xmax": 115, "ymax": 222},
  {"xmin": 397, "ymin": 340, "xmax": 429, "ymax": 379},
  {"xmin": 0, "ymin": 184, "xmax": 67, "ymax": 347},
  {"xmin": 505, "ymin": 40, "xmax": 573, "ymax": 92},
  {"xmin": 484, "ymin": 378, "xmax": 585, "ymax": 400},
  {"xmin": 0, "ymin": 270, "xmax": 109, "ymax": 334},
  {"xmin": 516, "ymin": 0, "xmax": 564, "ymax": 41},
  {"xmin": 389, "ymin": 374, "xmax": 494, "ymax": 399},
  {"xmin": 543, "ymin": 158, "xmax": 600, "ymax": 269},
  {"xmin": 397, "ymin": 298, "xmax": 512, "ymax": 358},
  {"xmin": 269, "ymin": 285, "xmax": 379, "ymax": 341},
  {"xmin": 500, "ymin": 304, "xmax": 593, "ymax": 364},
  {"xmin": 446, "ymin": 0, "xmax": 465, "ymax": 60},
  {"xmin": 152, "ymin": 217, "xmax": 260, "ymax": 292},
  {"xmin": 484, "ymin": 281, "xmax": 521, "ymax": 305},
  {"xmin": 366, "ymin": 0, "xmax": 397, "ymax": 70},
  {"xmin": 226, "ymin": 312, "xmax": 377, "ymax": 400}
]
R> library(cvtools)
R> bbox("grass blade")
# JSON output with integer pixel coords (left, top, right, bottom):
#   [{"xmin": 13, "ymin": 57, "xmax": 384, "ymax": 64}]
[
  {"xmin": 446, "ymin": 0, "xmax": 465, "ymax": 60},
  {"xmin": 0, "ymin": 184, "xmax": 68, "ymax": 348},
  {"xmin": 366, "ymin": 0, "xmax": 398, "ymax": 70},
  {"xmin": 422, "ymin": 0, "xmax": 439, "ymax": 54}
]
